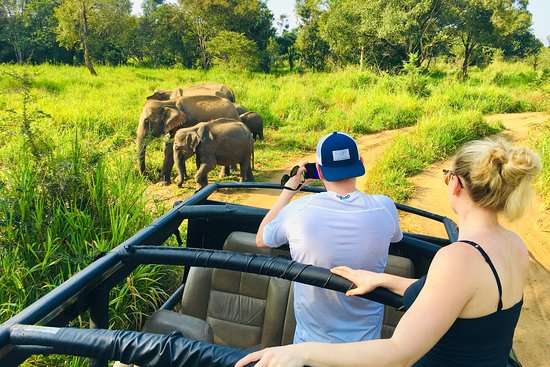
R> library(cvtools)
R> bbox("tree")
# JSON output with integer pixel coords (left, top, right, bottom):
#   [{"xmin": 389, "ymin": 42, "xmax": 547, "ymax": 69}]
[
  {"xmin": 275, "ymin": 29, "xmax": 297, "ymax": 69},
  {"xmin": 1, "ymin": 0, "xmax": 32, "ymax": 63},
  {"xmin": 206, "ymin": 30, "xmax": 259, "ymax": 70},
  {"xmin": 54, "ymin": 0, "xmax": 133, "ymax": 75},
  {"xmin": 180, "ymin": 0, "xmax": 274, "ymax": 70},
  {"xmin": 295, "ymin": 0, "xmax": 329, "ymax": 70},
  {"xmin": 136, "ymin": 4, "xmax": 197, "ymax": 66},
  {"xmin": 445, "ymin": 0, "xmax": 533, "ymax": 78}
]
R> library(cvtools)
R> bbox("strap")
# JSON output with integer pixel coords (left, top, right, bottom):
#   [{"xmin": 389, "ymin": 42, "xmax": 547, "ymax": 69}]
[{"xmin": 460, "ymin": 240, "xmax": 503, "ymax": 311}]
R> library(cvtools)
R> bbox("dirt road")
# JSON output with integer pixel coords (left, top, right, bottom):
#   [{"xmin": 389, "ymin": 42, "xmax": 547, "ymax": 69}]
[{"xmin": 400, "ymin": 112, "xmax": 550, "ymax": 366}]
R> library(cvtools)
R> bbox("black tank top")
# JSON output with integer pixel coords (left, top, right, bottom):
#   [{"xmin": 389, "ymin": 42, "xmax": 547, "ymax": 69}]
[{"xmin": 403, "ymin": 240, "xmax": 523, "ymax": 367}]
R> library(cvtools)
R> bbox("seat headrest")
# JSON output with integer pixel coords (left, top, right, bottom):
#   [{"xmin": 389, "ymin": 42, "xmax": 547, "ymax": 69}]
[{"xmin": 223, "ymin": 231, "xmax": 272, "ymax": 255}]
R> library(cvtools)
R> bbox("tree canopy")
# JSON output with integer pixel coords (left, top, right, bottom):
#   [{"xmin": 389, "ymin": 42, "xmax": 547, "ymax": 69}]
[{"xmin": 0, "ymin": 0, "xmax": 544, "ymax": 76}]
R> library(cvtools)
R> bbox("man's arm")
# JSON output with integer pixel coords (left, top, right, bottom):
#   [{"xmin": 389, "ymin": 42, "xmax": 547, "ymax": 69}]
[{"xmin": 256, "ymin": 166, "xmax": 306, "ymax": 248}]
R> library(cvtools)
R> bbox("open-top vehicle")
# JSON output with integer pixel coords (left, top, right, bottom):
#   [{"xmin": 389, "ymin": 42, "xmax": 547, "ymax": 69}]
[{"xmin": 0, "ymin": 182, "xmax": 521, "ymax": 366}]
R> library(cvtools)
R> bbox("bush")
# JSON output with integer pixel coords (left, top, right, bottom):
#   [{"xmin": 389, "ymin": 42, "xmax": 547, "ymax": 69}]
[{"xmin": 207, "ymin": 31, "xmax": 260, "ymax": 71}]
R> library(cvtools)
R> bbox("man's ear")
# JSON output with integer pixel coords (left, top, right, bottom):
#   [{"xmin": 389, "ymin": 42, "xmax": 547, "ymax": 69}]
[{"xmin": 316, "ymin": 163, "xmax": 324, "ymax": 181}]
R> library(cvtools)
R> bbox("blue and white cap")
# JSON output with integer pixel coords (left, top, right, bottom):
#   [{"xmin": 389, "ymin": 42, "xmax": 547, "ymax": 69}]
[{"xmin": 316, "ymin": 132, "xmax": 365, "ymax": 182}]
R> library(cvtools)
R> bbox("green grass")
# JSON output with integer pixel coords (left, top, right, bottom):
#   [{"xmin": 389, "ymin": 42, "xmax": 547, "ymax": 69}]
[
  {"xmin": 364, "ymin": 110, "xmax": 503, "ymax": 201},
  {"xmin": 0, "ymin": 60, "xmax": 548, "ymax": 366},
  {"xmin": 533, "ymin": 120, "xmax": 550, "ymax": 208}
]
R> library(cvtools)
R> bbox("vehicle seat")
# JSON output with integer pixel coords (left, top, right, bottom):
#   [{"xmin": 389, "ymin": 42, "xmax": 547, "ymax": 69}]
[
  {"xmin": 146, "ymin": 231, "xmax": 292, "ymax": 349},
  {"xmin": 279, "ymin": 254, "xmax": 415, "ymax": 344},
  {"xmin": 381, "ymin": 255, "xmax": 415, "ymax": 338}
]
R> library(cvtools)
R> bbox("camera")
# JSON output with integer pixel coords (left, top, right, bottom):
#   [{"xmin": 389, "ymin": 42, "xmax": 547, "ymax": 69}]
[{"xmin": 281, "ymin": 163, "xmax": 319, "ymax": 188}]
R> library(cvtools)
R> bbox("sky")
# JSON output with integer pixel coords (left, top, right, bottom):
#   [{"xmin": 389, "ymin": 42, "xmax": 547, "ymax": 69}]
[{"xmin": 132, "ymin": 0, "xmax": 549, "ymax": 46}]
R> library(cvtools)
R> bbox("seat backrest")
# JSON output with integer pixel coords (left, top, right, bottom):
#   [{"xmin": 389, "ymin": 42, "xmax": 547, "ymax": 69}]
[
  {"xmin": 381, "ymin": 255, "xmax": 415, "ymax": 338},
  {"xmin": 280, "ymin": 254, "xmax": 415, "ymax": 343},
  {"xmin": 180, "ymin": 232, "xmax": 292, "ymax": 348}
]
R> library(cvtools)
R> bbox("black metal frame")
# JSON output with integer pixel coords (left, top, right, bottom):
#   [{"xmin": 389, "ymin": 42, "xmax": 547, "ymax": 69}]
[{"xmin": 0, "ymin": 182, "xmax": 458, "ymax": 366}]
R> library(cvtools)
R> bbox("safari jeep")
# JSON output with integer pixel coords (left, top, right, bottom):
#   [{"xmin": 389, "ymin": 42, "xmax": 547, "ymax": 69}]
[{"xmin": 0, "ymin": 182, "xmax": 522, "ymax": 367}]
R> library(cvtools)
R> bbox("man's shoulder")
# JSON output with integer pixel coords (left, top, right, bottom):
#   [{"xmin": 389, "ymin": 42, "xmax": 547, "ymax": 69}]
[{"xmin": 358, "ymin": 193, "xmax": 396, "ymax": 208}]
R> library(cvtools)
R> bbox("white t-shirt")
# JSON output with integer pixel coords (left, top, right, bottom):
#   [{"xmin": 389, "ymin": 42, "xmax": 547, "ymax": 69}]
[{"xmin": 263, "ymin": 190, "xmax": 402, "ymax": 343}]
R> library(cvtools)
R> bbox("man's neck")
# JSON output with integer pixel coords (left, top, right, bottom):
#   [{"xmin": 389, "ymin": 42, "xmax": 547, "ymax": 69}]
[{"xmin": 323, "ymin": 178, "xmax": 357, "ymax": 196}]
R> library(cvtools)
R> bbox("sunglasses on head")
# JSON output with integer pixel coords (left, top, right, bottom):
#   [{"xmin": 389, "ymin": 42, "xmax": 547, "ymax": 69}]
[{"xmin": 443, "ymin": 169, "xmax": 464, "ymax": 188}]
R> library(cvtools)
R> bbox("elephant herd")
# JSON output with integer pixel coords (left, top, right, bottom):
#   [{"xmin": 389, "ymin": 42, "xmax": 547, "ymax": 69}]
[{"xmin": 136, "ymin": 83, "xmax": 264, "ymax": 190}]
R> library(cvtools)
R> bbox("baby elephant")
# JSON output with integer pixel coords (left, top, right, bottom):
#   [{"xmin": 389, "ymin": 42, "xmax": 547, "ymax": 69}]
[
  {"xmin": 239, "ymin": 112, "xmax": 264, "ymax": 140},
  {"xmin": 173, "ymin": 118, "xmax": 254, "ymax": 190}
]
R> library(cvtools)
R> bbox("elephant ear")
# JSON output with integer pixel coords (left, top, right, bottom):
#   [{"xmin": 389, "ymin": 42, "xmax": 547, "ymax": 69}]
[
  {"xmin": 163, "ymin": 107, "xmax": 186, "ymax": 135},
  {"xmin": 147, "ymin": 89, "xmax": 169, "ymax": 101},
  {"xmin": 193, "ymin": 124, "xmax": 214, "ymax": 150},
  {"xmin": 170, "ymin": 88, "xmax": 184, "ymax": 99}
]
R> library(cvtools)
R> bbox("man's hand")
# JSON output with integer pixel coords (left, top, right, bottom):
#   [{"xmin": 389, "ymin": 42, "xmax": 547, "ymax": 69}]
[{"xmin": 283, "ymin": 164, "xmax": 306, "ymax": 192}]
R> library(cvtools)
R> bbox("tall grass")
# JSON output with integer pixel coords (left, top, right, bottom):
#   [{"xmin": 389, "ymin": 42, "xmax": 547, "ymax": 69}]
[
  {"xmin": 0, "ymin": 59, "xmax": 548, "ymax": 366},
  {"xmin": 533, "ymin": 120, "xmax": 550, "ymax": 207}
]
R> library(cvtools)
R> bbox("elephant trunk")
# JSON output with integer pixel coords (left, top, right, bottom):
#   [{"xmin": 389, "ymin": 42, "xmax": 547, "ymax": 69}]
[
  {"xmin": 174, "ymin": 149, "xmax": 187, "ymax": 187},
  {"xmin": 137, "ymin": 133, "xmax": 147, "ymax": 175}
]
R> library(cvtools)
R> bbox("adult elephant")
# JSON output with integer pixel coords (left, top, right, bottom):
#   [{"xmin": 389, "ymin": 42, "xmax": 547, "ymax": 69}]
[
  {"xmin": 136, "ymin": 95, "xmax": 239, "ymax": 184},
  {"xmin": 173, "ymin": 118, "xmax": 254, "ymax": 190},
  {"xmin": 146, "ymin": 83, "xmax": 236, "ymax": 103}
]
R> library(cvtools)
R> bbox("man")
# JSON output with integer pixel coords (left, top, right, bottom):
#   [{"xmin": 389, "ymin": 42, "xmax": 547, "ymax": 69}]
[{"xmin": 256, "ymin": 132, "xmax": 402, "ymax": 343}]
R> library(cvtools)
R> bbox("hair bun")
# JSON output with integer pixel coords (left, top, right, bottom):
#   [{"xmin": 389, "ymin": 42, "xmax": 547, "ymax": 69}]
[
  {"xmin": 487, "ymin": 144, "xmax": 509, "ymax": 173},
  {"xmin": 502, "ymin": 147, "xmax": 541, "ymax": 184},
  {"xmin": 455, "ymin": 138, "xmax": 542, "ymax": 220}
]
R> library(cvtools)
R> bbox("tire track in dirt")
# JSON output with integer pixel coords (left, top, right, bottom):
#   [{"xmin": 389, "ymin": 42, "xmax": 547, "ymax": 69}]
[{"xmin": 400, "ymin": 112, "xmax": 550, "ymax": 366}]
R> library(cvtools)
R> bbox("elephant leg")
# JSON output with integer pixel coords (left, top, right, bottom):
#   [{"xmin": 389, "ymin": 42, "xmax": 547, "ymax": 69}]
[
  {"xmin": 259, "ymin": 130, "xmax": 264, "ymax": 140},
  {"xmin": 219, "ymin": 165, "xmax": 231, "ymax": 178},
  {"xmin": 240, "ymin": 160, "xmax": 254, "ymax": 182},
  {"xmin": 195, "ymin": 161, "xmax": 215, "ymax": 191},
  {"xmin": 160, "ymin": 140, "xmax": 175, "ymax": 185}
]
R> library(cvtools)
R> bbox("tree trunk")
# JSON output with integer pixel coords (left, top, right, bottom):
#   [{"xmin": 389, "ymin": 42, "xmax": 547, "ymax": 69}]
[
  {"xmin": 81, "ymin": 3, "xmax": 97, "ymax": 76},
  {"xmin": 461, "ymin": 34, "xmax": 472, "ymax": 80},
  {"xmin": 359, "ymin": 46, "xmax": 365, "ymax": 70}
]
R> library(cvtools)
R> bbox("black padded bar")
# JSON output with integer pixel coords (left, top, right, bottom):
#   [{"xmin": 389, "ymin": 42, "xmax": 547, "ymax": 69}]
[
  {"xmin": 9, "ymin": 325, "xmax": 250, "ymax": 367},
  {"xmin": 123, "ymin": 246, "xmax": 403, "ymax": 308}
]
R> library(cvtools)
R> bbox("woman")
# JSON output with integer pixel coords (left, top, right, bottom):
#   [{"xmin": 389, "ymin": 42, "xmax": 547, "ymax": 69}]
[{"xmin": 235, "ymin": 138, "xmax": 541, "ymax": 367}]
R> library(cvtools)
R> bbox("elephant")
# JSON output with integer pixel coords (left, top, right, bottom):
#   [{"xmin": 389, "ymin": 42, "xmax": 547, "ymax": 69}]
[
  {"xmin": 239, "ymin": 111, "xmax": 264, "ymax": 140},
  {"xmin": 146, "ymin": 83, "xmax": 236, "ymax": 102},
  {"xmin": 136, "ymin": 95, "xmax": 240, "ymax": 184},
  {"xmin": 173, "ymin": 118, "xmax": 254, "ymax": 190}
]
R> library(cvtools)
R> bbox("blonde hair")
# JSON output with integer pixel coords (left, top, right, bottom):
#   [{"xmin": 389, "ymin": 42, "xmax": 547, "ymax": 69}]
[{"xmin": 453, "ymin": 138, "xmax": 541, "ymax": 220}]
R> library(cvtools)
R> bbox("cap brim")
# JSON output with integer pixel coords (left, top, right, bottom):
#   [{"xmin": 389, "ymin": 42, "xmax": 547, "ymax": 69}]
[{"xmin": 320, "ymin": 160, "xmax": 365, "ymax": 182}]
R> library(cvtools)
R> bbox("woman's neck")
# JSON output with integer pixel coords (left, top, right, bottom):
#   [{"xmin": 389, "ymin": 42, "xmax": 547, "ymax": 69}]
[{"xmin": 457, "ymin": 204, "xmax": 500, "ymax": 239}]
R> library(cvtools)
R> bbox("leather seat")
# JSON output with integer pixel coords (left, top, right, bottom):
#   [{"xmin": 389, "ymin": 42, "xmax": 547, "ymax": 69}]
[
  {"xmin": 381, "ymin": 255, "xmax": 415, "ymax": 338},
  {"xmin": 122, "ymin": 230, "xmax": 414, "ymax": 367},
  {"xmin": 146, "ymin": 231, "xmax": 292, "ymax": 349}
]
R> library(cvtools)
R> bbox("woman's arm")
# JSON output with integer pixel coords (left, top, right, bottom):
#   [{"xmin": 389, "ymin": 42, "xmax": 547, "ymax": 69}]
[
  {"xmin": 331, "ymin": 266, "xmax": 416, "ymax": 296},
  {"xmin": 236, "ymin": 244, "xmax": 477, "ymax": 367}
]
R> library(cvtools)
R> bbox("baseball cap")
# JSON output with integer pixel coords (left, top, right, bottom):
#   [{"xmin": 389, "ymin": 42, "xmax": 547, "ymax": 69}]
[{"xmin": 316, "ymin": 132, "xmax": 365, "ymax": 182}]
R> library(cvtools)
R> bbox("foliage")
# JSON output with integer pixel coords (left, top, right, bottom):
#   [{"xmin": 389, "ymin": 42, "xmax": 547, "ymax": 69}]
[{"xmin": 207, "ymin": 31, "xmax": 259, "ymax": 71}]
